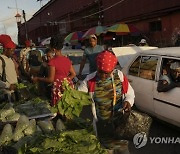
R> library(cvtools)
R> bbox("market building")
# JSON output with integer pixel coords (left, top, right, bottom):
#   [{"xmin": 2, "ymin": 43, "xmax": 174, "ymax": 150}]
[{"xmin": 18, "ymin": 0, "xmax": 180, "ymax": 47}]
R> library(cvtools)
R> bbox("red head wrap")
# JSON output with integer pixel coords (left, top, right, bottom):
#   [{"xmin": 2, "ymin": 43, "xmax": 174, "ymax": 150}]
[
  {"xmin": 96, "ymin": 50, "xmax": 117, "ymax": 72},
  {"xmin": 0, "ymin": 34, "xmax": 16, "ymax": 49},
  {"xmin": 25, "ymin": 40, "xmax": 31, "ymax": 47}
]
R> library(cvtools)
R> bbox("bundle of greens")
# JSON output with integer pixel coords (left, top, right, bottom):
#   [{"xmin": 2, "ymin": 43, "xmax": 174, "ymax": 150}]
[{"xmin": 56, "ymin": 79, "xmax": 92, "ymax": 119}]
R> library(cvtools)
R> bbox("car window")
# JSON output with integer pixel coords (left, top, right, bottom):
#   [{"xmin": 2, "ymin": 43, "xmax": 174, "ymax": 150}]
[
  {"xmin": 129, "ymin": 56, "xmax": 158, "ymax": 80},
  {"xmin": 129, "ymin": 56, "xmax": 141, "ymax": 77},
  {"xmin": 139, "ymin": 56, "xmax": 158, "ymax": 80}
]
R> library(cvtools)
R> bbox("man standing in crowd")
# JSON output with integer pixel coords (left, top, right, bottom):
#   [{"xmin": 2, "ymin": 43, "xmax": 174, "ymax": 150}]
[
  {"xmin": 139, "ymin": 39, "xmax": 148, "ymax": 46},
  {"xmin": 0, "ymin": 34, "xmax": 18, "ymax": 102},
  {"xmin": 19, "ymin": 40, "xmax": 32, "ymax": 75},
  {"xmin": 26, "ymin": 43, "xmax": 43, "ymax": 77},
  {"xmin": 78, "ymin": 34, "xmax": 104, "ymax": 79}
]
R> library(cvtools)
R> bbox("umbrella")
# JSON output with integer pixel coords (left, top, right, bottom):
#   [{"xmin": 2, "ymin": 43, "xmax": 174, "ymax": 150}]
[
  {"xmin": 82, "ymin": 26, "xmax": 107, "ymax": 38},
  {"xmin": 107, "ymin": 23, "xmax": 139, "ymax": 34},
  {"xmin": 64, "ymin": 31, "xmax": 84, "ymax": 42},
  {"xmin": 40, "ymin": 37, "xmax": 51, "ymax": 46},
  {"xmin": 107, "ymin": 23, "xmax": 140, "ymax": 45}
]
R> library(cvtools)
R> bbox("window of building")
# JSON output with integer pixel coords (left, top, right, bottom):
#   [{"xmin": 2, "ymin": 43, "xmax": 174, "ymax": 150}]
[
  {"xmin": 149, "ymin": 21, "xmax": 162, "ymax": 32},
  {"xmin": 129, "ymin": 56, "xmax": 158, "ymax": 80}
]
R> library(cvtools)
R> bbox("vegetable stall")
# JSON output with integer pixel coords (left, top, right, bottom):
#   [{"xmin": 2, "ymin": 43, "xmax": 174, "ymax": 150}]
[{"xmin": 0, "ymin": 80, "xmax": 108, "ymax": 154}]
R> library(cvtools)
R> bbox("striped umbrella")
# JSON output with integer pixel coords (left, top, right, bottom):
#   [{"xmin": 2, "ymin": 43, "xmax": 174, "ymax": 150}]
[
  {"xmin": 64, "ymin": 31, "xmax": 84, "ymax": 42},
  {"xmin": 107, "ymin": 23, "xmax": 139, "ymax": 35},
  {"xmin": 82, "ymin": 26, "xmax": 107, "ymax": 38}
]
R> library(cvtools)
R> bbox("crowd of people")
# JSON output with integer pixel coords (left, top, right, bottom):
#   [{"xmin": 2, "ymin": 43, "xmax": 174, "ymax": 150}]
[{"xmin": 0, "ymin": 33, "xmax": 179, "ymax": 154}]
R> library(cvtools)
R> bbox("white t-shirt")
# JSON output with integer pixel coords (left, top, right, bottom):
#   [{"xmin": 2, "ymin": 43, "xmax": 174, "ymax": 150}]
[{"xmin": 0, "ymin": 54, "xmax": 18, "ymax": 88}]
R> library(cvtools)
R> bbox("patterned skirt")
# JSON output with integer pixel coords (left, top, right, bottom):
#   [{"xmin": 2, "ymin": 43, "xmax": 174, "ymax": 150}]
[{"xmin": 51, "ymin": 78, "xmax": 74, "ymax": 106}]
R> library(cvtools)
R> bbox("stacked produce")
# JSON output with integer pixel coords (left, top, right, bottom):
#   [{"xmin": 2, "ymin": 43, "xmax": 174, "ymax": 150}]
[{"xmin": 0, "ymin": 115, "xmax": 108, "ymax": 154}]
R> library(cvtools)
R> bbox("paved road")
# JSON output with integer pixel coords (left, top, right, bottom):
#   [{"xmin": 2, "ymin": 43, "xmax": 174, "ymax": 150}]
[
  {"xmin": 80, "ymin": 105, "xmax": 180, "ymax": 154},
  {"xmin": 129, "ymin": 118, "xmax": 180, "ymax": 154}
]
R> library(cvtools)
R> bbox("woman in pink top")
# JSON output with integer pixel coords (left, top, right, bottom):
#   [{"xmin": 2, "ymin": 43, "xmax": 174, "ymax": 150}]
[{"xmin": 33, "ymin": 36, "xmax": 76, "ymax": 106}]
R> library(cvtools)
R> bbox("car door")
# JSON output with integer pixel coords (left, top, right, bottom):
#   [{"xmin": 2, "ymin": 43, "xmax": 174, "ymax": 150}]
[
  {"xmin": 153, "ymin": 57, "xmax": 180, "ymax": 127},
  {"xmin": 125, "ymin": 55, "xmax": 158, "ymax": 115}
]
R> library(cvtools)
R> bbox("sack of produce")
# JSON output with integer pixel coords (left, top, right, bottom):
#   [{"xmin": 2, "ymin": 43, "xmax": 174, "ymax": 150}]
[
  {"xmin": 0, "ymin": 124, "xmax": 13, "ymax": 146},
  {"xmin": 37, "ymin": 120, "xmax": 55, "ymax": 133},
  {"xmin": 0, "ymin": 106, "xmax": 15, "ymax": 122},
  {"xmin": 6, "ymin": 113, "xmax": 20, "ymax": 122},
  {"xmin": 13, "ymin": 115, "xmax": 29, "ymax": 141},
  {"xmin": 24, "ymin": 119, "xmax": 36, "ymax": 136},
  {"xmin": 56, "ymin": 119, "xmax": 66, "ymax": 131}
]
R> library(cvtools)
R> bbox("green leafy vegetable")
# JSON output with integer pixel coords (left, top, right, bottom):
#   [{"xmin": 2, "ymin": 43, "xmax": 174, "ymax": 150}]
[{"xmin": 56, "ymin": 79, "xmax": 92, "ymax": 119}]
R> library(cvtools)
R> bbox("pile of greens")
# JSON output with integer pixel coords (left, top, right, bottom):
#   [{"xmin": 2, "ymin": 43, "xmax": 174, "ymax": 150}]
[
  {"xmin": 55, "ymin": 79, "xmax": 92, "ymax": 119},
  {"xmin": 27, "ymin": 129, "xmax": 108, "ymax": 154}
]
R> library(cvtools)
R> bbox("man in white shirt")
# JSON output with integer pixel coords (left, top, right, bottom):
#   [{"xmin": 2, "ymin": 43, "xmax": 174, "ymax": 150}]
[
  {"xmin": 0, "ymin": 34, "xmax": 18, "ymax": 102},
  {"xmin": 19, "ymin": 40, "xmax": 31, "ymax": 72}
]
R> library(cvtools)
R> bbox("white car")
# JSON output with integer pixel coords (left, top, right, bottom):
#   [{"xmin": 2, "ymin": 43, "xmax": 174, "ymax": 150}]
[
  {"xmin": 113, "ymin": 46, "xmax": 180, "ymax": 127},
  {"xmin": 62, "ymin": 49, "xmax": 89, "ymax": 76}
]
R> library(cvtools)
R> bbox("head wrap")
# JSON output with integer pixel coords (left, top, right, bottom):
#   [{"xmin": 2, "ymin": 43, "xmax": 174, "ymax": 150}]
[
  {"xmin": 170, "ymin": 62, "xmax": 180, "ymax": 70},
  {"xmin": 0, "ymin": 34, "xmax": 16, "ymax": 49},
  {"xmin": 96, "ymin": 50, "xmax": 117, "ymax": 72},
  {"xmin": 25, "ymin": 40, "xmax": 31, "ymax": 47}
]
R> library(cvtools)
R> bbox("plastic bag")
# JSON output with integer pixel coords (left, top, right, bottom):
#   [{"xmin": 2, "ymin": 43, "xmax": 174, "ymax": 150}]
[
  {"xmin": 115, "ymin": 110, "xmax": 152, "ymax": 140},
  {"xmin": 24, "ymin": 119, "xmax": 36, "ymax": 136},
  {"xmin": 37, "ymin": 120, "xmax": 55, "ymax": 133},
  {"xmin": 0, "ymin": 124, "xmax": 13, "ymax": 146}
]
